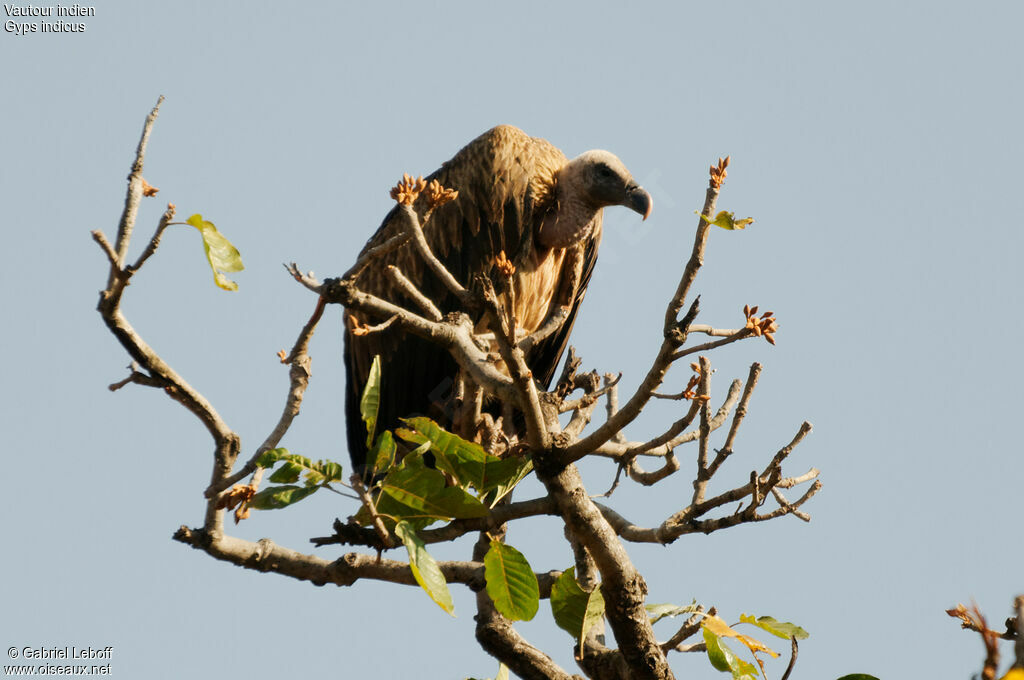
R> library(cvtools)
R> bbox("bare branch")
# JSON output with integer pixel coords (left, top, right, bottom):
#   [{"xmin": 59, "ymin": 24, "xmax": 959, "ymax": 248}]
[
  {"xmin": 285, "ymin": 262, "xmax": 323, "ymax": 294},
  {"xmin": 562, "ymin": 296, "xmax": 699, "ymax": 464},
  {"xmin": 692, "ymin": 356, "xmax": 713, "ymax": 504},
  {"xmin": 776, "ymin": 467, "xmax": 822, "ymax": 488},
  {"xmin": 97, "ymin": 102, "xmax": 239, "ymax": 535},
  {"xmin": 519, "ymin": 305, "xmax": 570, "ymax": 354},
  {"xmin": 348, "ymin": 313, "xmax": 400, "ymax": 336},
  {"xmin": 591, "ymin": 377, "xmax": 741, "ymax": 461},
  {"xmin": 560, "ymin": 374, "xmax": 621, "ymax": 413},
  {"xmin": 707, "ymin": 362, "xmax": 762, "ymax": 478},
  {"xmin": 351, "ymin": 474, "xmax": 394, "ymax": 549},
  {"xmin": 686, "ymin": 324, "xmax": 742, "ymax": 337},
  {"xmin": 770, "ymin": 487, "xmax": 812, "ymax": 522},
  {"xmin": 626, "ymin": 453, "xmax": 680, "ymax": 486},
  {"xmin": 127, "ymin": 203, "xmax": 175, "ymax": 273},
  {"xmin": 591, "ymin": 421, "xmax": 818, "ymax": 544},
  {"xmin": 537, "ymin": 462, "xmax": 673, "ymax": 678},
  {"xmin": 91, "ymin": 229, "xmax": 120, "ymax": 270},
  {"xmin": 395, "ymin": 203, "xmax": 470, "ymax": 302},
  {"xmin": 341, "ymin": 230, "xmax": 411, "ymax": 280},
  {"xmin": 386, "ymin": 264, "xmax": 443, "ymax": 321},
  {"xmin": 560, "ymin": 173, "xmax": 725, "ymax": 465},
  {"xmin": 660, "ymin": 607, "xmax": 706, "ymax": 653},
  {"xmin": 174, "ymin": 525, "xmax": 482, "ymax": 588},
  {"xmin": 602, "ymin": 373, "xmax": 627, "ymax": 445},
  {"xmin": 108, "ymin": 363, "xmax": 169, "ymax": 391},
  {"xmin": 759, "ymin": 422, "xmax": 813, "ymax": 482},
  {"xmin": 595, "ymin": 462, "xmax": 627, "ymax": 498},
  {"xmin": 663, "ymin": 180, "xmax": 720, "ymax": 338},
  {"xmin": 108, "ymin": 95, "xmax": 164, "ymax": 287},
  {"xmin": 313, "ymin": 275, "xmax": 519, "ymax": 402},
  {"xmin": 670, "ymin": 328, "xmax": 753, "ymax": 361},
  {"xmin": 310, "ymin": 496, "xmax": 559, "ymax": 548}
]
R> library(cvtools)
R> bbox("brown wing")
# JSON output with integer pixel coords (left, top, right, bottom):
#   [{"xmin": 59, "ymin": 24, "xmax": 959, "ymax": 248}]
[{"xmin": 344, "ymin": 126, "xmax": 569, "ymax": 474}]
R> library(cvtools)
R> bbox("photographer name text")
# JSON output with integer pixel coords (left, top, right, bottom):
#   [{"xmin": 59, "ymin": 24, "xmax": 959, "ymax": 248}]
[{"xmin": 18, "ymin": 646, "xmax": 113, "ymax": 660}]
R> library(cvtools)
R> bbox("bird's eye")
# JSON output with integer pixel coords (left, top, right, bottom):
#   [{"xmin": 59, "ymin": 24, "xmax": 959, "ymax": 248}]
[{"xmin": 597, "ymin": 164, "xmax": 613, "ymax": 179}]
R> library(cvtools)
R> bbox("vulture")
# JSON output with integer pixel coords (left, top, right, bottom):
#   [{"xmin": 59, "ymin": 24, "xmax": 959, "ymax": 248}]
[{"xmin": 344, "ymin": 125, "xmax": 651, "ymax": 475}]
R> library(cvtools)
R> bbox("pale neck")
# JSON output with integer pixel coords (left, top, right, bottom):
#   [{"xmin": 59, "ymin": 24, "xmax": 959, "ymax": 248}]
[{"xmin": 538, "ymin": 188, "xmax": 598, "ymax": 249}]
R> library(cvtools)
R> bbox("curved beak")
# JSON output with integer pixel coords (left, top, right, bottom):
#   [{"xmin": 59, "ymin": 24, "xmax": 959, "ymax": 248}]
[{"xmin": 625, "ymin": 185, "xmax": 653, "ymax": 221}]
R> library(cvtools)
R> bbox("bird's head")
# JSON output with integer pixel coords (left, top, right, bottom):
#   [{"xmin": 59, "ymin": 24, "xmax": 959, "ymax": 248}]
[{"xmin": 565, "ymin": 150, "xmax": 653, "ymax": 221}]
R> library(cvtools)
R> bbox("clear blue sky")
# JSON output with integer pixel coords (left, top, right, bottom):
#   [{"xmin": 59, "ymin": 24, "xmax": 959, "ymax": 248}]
[{"xmin": 4, "ymin": 1, "xmax": 1022, "ymax": 678}]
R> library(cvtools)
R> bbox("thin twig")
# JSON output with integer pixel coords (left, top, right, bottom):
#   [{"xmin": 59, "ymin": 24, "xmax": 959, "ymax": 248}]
[
  {"xmin": 342, "ymin": 230, "xmax": 411, "ymax": 280},
  {"xmin": 705, "ymin": 362, "xmax": 762, "ymax": 479},
  {"xmin": 91, "ymin": 230, "xmax": 120, "ymax": 269},
  {"xmin": 661, "ymin": 608, "xmax": 706, "ymax": 653},
  {"xmin": 351, "ymin": 474, "xmax": 393, "ymax": 550},
  {"xmin": 559, "ymin": 374, "xmax": 621, "ymax": 413},
  {"xmin": 670, "ymin": 328, "xmax": 753, "ymax": 361},
  {"xmin": 519, "ymin": 305, "xmax": 570, "ymax": 354},
  {"xmin": 627, "ymin": 453, "xmax": 680, "ymax": 486},
  {"xmin": 692, "ymin": 356, "xmax": 713, "ymax": 504},
  {"xmin": 128, "ymin": 203, "xmax": 176, "ymax": 273},
  {"xmin": 687, "ymin": 324, "xmax": 742, "ymax": 337},
  {"xmin": 109, "ymin": 95, "xmax": 164, "ymax": 287},
  {"xmin": 780, "ymin": 637, "xmax": 799, "ymax": 680},
  {"xmin": 395, "ymin": 203, "xmax": 469, "ymax": 301},
  {"xmin": 386, "ymin": 264, "xmax": 443, "ymax": 321},
  {"xmin": 603, "ymin": 373, "xmax": 627, "ymax": 444}
]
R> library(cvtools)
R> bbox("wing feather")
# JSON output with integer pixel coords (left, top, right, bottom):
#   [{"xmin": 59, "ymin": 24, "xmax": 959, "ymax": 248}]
[{"xmin": 345, "ymin": 126, "xmax": 588, "ymax": 473}]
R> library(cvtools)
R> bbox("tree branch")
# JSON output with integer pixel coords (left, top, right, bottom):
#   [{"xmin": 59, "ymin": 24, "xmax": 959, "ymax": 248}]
[
  {"xmin": 174, "ymin": 526, "xmax": 483, "ymax": 588},
  {"xmin": 109, "ymin": 95, "xmax": 163, "ymax": 287},
  {"xmin": 536, "ymin": 460, "xmax": 674, "ymax": 679}
]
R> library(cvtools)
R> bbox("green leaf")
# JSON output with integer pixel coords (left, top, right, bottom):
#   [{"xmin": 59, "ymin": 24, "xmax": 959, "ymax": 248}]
[
  {"xmin": 360, "ymin": 355, "xmax": 382, "ymax": 449},
  {"xmin": 396, "ymin": 417, "xmax": 485, "ymax": 486},
  {"xmin": 185, "ymin": 214, "xmax": 244, "ymax": 290},
  {"xmin": 483, "ymin": 457, "xmax": 533, "ymax": 507},
  {"xmin": 738, "ymin": 614, "xmax": 809, "ymax": 640},
  {"xmin": 647, "ymin": 601, "xmax": 700, "ymax": 625},
  {"xmin": 397, "ymin": 417, "xmax": 532, "ymax": 494},
  {"xmin": 371, "ymin": 430, "xmax": 396, "ymax": 476},
  {"xmin": 248, "ymin": 484, "xmax": 319, "ymax": 510},
  {"xmin": 484, "ymin": 541, "xmax": 539, "ymax": 622},
  {"xmin": 550, "ymin": 567, "xmax": 605, "ymax": 643},
  {"xmin": 255, "ymin": 448, "xmax": 290, "ymax": 468},
  {"xmin": 255, "ymin": 451, "xmax": 345, "ymax": 487},
  {"xmin": 268, "ymin": 461, "xmax": 304, "ymax": 484},
  {"xmin": 380, "ymin": 465, "xmax": 488, "ymax": 520},
  {"xmin": 394, "ymin": 520, "xmax": 454, "ymax": 616},
  {"xmin": 702, "ymin": 627, "xmax": 758, "ymax": 679},
  {"xmin": 697, "ymin": 210, "xmax": 755, "ymax": 231}
]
